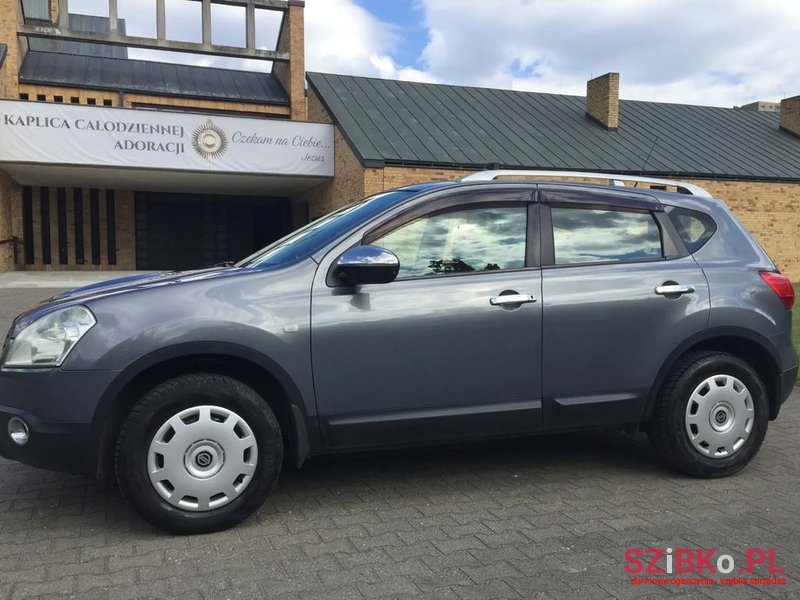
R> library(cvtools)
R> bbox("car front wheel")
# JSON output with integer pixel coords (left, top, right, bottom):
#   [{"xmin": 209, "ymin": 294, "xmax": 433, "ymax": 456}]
[
  {"xmin": 115, "ymin": 373, "xmax": 283, "ymax": 534},
  {"xmin": 649, "ymin": 351, "xmax": 769, "ymax": 478}
]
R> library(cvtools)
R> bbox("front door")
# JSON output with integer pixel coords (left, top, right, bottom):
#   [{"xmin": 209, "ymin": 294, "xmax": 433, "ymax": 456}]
[{"xmin": 311, "ymin": 192, "xmax": 543, "ymax": 448}]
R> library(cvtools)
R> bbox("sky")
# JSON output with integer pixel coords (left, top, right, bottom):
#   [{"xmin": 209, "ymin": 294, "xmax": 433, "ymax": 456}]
[{"xmin": 67, "ymin": 0, "xmax": 800, "ymax": 108}]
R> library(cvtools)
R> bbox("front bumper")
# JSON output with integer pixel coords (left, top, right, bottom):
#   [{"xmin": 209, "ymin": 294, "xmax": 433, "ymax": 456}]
[
  {"xmin": 0, "ymin": 406, "xmax": 93, "ymax": 473},
  {"xmin": 0, "ymin": 368, "xmax": 119, "ymax": 474}
]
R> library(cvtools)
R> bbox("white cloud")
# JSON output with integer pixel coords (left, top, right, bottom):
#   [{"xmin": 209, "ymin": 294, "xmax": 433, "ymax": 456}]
[
  {"xmin": 414, "ymin": 0, "xmax": 800, "ymax": 107},
  {"xmin": 304, "ymin": 0, "xmax": 435, "ymax": 82},
  {"xmin": 65, "ymin": 0, "xmax": 800, "ymax": 107}
]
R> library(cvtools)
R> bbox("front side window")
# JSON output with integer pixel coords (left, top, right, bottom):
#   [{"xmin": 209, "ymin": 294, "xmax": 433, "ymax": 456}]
[
  {"xmin": 551, "ymin": 207, "xmax": 662, "ymax": 265},
  {"xmin": 372, "ymin": 205, "xmax": 527, "ymax": 279}
]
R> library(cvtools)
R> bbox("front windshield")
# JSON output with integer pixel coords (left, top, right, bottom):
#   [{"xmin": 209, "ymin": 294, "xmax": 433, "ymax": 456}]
[{"xmin": 237, "ymin": 190, "xmax": 414, "ymax": 268}]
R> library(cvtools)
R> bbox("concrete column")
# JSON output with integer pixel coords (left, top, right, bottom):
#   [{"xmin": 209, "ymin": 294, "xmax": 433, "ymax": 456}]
[
  {"xmin": 156, "ymin": 0, "xmax": 166, "ymax": 40},
  {"xmin": 202, "ymin": 0, "xmax": 212, "ymax": 45},
  {"xmin": 246, "ymin": 1, "xmax": 256, "ymax": 49},
  {"xmin": 57, "ymin": 0, "xmax": 68, "ymax": 28},
  {"xmin": 108, "ymin": 0, "xmax": 118, "ymax": 34}
]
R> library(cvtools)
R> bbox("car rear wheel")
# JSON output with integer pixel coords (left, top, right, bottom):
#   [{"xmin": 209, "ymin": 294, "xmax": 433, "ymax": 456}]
[
  {"xmin": 115, "ymin": 373, "xmax": 283, "ymax": 534},
  {"xmin": 649, "ymin": 352, "xmax": 768, "ymax": 478}
]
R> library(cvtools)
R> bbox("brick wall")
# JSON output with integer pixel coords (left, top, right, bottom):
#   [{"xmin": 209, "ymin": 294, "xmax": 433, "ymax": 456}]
[
  {"xmin": 15, "ymin": 84, "xmax": 292, "ymax": 117},
  {"xmin": 780, "ymin": 95, "xmax": 800, "ymax": 138},
  {"xmin": 16, "ymin": 85, "xmax": 119, "ymax": 106},
  {"xmin": 273, "ymin": 2, "xmax": 307, "ymax": 121},
  {"xmin": 0, "ymin": 49, "xmax": 10, "ymax": 100},
  {"xmin": 306, "ymin": 88, "xmax": 332, "ymax": 125},
  {"xmin": 301, "ymin": 89, "xmax": 366, "ymax": 218},
  {"xmin": 586, "ymin": 73, "xmax": 619, "ymax": 130},
  {"xmin": 302, "ymin": 127, "xmax": 365, "ymax": 219}
]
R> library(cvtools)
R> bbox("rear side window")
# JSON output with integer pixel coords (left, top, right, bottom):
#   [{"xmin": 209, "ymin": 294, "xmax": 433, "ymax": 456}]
[
  {"xmin": 667, "ymin": 208, "xmax": 717, "ymax": 253},
  {"xmin": 551, "ymin": 207, "xmax": 662, "ymax": 265}
]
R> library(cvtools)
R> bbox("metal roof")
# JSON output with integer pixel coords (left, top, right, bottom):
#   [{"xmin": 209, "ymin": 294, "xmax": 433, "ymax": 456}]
[
  {"xmin": 20, "ymin": 51, "xmax": 290, "ymax": 105},
  {"xmin": 307, "ymin": 72, "xmax": 800, "ymax": 181}
]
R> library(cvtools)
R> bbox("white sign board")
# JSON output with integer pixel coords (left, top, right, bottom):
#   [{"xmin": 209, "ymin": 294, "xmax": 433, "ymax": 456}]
[{"xmin": 0, "ymin": 100, "xmax": 334, "ymax": 177}]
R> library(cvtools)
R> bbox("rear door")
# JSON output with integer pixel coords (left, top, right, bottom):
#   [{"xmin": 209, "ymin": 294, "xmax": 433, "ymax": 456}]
[{"xmin": 539, "ymin": 185, "xmax": 710, "ymax": 430}]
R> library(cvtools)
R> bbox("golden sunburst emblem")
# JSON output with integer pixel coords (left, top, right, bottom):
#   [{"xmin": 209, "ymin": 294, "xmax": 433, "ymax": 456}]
[{"xmin": 192, "ymin": 119, "xmax": 228, "ymax": 160}]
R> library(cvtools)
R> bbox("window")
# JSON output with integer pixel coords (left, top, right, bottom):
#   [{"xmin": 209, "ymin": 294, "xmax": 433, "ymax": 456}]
[
  {"xmin": 551, "ymin": 207, "xmax": 662, "ymax": 265},
  {"xmin": 668, "ymin": 207, "xmax": 717, "ymax": 253},
  {"xmin": 372, "ymin": 205, "xmax": 527, "ymax": 279},
  {"xmin": 238, "ymin": 190, "xmax": 415, "ymax": 269}
]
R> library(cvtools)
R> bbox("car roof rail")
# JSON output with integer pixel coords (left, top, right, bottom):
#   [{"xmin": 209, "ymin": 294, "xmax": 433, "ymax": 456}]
[{"xmin": 459, "ymin": 169, "xmax": 713, "ymax": 198}]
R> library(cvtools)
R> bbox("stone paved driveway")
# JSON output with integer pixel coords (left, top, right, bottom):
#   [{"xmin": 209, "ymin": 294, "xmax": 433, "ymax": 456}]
[{"xmin": 0, "ymin": 286, "xmax": 798, "ymax": 600}]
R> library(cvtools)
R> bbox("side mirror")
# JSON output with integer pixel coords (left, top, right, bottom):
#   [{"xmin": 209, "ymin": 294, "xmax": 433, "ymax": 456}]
[{"xmin": 331, "ymin": 245, "xmax": 400, "ymax": 286}]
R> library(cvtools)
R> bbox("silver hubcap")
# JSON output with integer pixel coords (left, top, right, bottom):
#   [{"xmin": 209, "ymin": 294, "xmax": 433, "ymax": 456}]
[
  {"xmin": 148, "ymin": 406, "xmax": 258, "ymax": 511},
  {"xmin": 685, "ymin": 374, "xmax": 754, "ymax": 458}
]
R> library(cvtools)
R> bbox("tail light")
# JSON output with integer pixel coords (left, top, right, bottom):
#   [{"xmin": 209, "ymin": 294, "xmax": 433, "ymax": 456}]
[{"xmin": 759, "ymin": 271, "xmax": 795, "ymax": 310}]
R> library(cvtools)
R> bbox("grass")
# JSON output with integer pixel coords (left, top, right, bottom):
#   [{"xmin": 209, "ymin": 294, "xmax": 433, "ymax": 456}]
[{"xmin": 794, "ymin": 284, "xmax": 800, "ymax": 380}]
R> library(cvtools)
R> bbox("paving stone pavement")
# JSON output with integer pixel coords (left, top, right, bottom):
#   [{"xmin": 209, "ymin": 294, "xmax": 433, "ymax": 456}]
[{"xmin": 0, "ymin": 286, "xmax": 798, "ymax": 599}]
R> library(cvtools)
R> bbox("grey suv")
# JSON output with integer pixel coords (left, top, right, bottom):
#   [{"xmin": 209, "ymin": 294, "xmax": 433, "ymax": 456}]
[{"xmin": 0, "ymin": 171, "xmax": 796, "ymax": 534}]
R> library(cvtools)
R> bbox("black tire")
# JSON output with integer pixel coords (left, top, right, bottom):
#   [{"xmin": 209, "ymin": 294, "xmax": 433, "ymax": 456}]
[
  {"xmin": 115, "ymin": 373, "xmax": 283, "ymax": 534},
  {"xmin": 649, "ymin": 351, "xmax": 768, "ymax": 478}
]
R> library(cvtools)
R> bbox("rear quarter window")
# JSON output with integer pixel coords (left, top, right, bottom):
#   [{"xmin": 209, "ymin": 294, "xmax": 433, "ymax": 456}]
[{"xmin": 667, "ymin": 208, "xmax": 717, "ymax": 253}]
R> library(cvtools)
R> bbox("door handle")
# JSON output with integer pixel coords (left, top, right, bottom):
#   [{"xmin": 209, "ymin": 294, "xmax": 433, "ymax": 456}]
[
  {"xmin": 654, "ymin": 284, "xmax": 695, "ymax": 296},
  {"xmin": 490, "ymin": 293, "xmax": 538, "ymax": 306}
]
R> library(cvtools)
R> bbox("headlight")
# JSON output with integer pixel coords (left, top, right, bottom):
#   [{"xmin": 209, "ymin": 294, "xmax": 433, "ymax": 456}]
[{"xmin": 3, "ymin": 306, "xmax": 96, "ymax": 368}]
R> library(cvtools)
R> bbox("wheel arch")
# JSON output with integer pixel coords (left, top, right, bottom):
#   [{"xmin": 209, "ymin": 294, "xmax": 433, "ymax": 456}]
[
  {"xmin": 92, "ymin": 342, "xmax": 315, "ymax": 479},
  {"xmin": 643, "ymin": 327, "xmax": 783, "ymax": 423}
]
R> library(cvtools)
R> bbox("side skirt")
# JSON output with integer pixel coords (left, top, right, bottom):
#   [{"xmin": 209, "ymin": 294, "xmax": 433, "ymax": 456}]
[{"xmin": 321, "ymin": 399, "xmax": 542, "ymax": 449}]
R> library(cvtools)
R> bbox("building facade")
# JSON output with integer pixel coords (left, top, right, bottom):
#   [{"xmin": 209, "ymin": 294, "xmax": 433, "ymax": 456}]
[
  {"xmin": 1, "ymin": 0, "xmax": 800, "ymax": 280},
  {"xmin": 0, "ymin": 0, "xmax": 325, "ymax": 273}
]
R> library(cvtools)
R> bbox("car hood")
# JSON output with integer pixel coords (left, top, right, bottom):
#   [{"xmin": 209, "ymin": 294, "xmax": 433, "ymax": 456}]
[
  {"xmin": 8, "ymin": 259, "xmax": 312, "ymax": 338},
  {"xmin": 47, "ymin": 266, "xmax": 242, "ymax": 304},
  {"xmin": 5, "ymin": 266, "xmax": 250, "ymax": 336}
]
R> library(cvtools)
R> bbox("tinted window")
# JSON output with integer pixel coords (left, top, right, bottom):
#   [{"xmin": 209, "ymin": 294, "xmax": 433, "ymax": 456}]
[
  {"xmin": 668, "ymin": 207, "xmax": 717, "ymax": 253},
  {"xmin": 373, "ymin": 205, "xmax": 527, "ymax": 278},
  {"xmin": 551, "ymin": 207, "xmax": 662, "ymax": 265}
]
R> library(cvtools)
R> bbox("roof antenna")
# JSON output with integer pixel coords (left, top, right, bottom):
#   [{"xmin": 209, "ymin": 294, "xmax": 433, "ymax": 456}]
[{"xmin": 641, "ymin": 135, "xmax": 659, "ymax": 173}]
